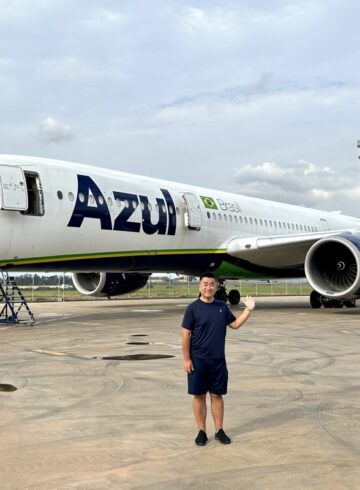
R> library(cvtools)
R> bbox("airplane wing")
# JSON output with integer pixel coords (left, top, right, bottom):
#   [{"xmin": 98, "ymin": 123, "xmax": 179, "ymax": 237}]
[{"xmin": 226, "ymin": 229, "xmax": 357, "ymax": 268}]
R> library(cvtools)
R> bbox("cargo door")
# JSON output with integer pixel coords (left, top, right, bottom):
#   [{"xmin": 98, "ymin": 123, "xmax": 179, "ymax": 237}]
[{"xmin": 0, "ymin": 165, "xmax": 28, "ymax": 211}]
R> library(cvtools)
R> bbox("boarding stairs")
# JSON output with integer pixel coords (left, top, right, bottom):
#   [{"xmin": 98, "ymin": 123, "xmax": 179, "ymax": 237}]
[{"xmin": 0, "ymin": 273, "xmax": 35, "ymax": 325}]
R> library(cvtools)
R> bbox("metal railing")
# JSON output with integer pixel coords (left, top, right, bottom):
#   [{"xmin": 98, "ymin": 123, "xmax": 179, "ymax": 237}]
[{"xmin": 1, "ymin": 274, "xmax": 313, "ymax": 302}]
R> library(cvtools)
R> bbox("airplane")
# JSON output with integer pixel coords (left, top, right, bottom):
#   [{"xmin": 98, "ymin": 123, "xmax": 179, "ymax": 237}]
[{"xmin": 1, "ymin": 153, "xmax": 360, "ymax": 309}]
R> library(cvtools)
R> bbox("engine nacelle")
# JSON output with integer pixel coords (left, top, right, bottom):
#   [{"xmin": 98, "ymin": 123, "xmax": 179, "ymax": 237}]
[
  {"xmin": 305, "ymin": 234, "xmax": 360, "ymax": 299},
  {"xmin": 72, "ymin": 272, "xmax": 150, "ymax": 297}
]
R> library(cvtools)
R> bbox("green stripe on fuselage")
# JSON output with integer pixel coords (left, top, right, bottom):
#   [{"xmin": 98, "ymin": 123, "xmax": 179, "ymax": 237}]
[
  {"xmin": 0, "ymin": 248, "xmax": 227, "ymax": 267},
  {"xmin": 213, "ymin": 260, "xmax": 264, "ymax": 279}
]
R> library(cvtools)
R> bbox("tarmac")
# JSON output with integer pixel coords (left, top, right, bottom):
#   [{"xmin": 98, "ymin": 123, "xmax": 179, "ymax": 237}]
[{"xmin": 0, "ymin": 296, "xmax": 360, "ymax": 490}]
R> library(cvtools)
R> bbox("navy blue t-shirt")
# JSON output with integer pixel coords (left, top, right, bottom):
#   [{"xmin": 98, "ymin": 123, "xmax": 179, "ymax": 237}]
[{"xmin": 182, "ymin": 299, "xmax": 236, "ymax": 359}]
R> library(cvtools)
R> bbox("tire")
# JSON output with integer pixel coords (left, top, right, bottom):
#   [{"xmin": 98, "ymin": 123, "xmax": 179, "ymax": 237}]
[
  {"xmin": 344, "ymin": 299, "xmax": 356, "ymax": 308},
  {"xmin": 310, "ymin": 290, "xmax": 322, "ymax": 309},
  {"xmin": 215, "ymin": 290, "xmax": 228, "ymax": 302},
  {"xmin": 228, "ymin": 289, "xmax": 240, "ymax": 305}
]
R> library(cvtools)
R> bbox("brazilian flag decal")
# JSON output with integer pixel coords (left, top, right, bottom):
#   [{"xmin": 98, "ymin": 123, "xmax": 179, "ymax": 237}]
[{"xmin": 200, "ymin": 195, "xmax": 218, "ymax": 210}]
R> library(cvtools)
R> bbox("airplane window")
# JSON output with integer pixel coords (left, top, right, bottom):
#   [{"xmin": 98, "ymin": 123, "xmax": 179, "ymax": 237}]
[
  {"xmin": 300, "ymin": 225, "xmax": 303, "ymax": 231},
  {"xmin": 296, "ymin": 224, "xmax": 299, "ymax": 230},
  {"xmin": 278, "ymin": 222, "xmax": 282, "ymax": 228},
  {"xmin": 169, "ymin": 206, "xmax": 174, "ymax": 214},
  {"xmin": 249, "ymin": 217, "xmax": 253, "ymax": 224},
  {"xmin": 98, "ymin": 196, "xmax": 104, "ymax": 205},
  {"xmin": 244, "ymin": 217, "xmax": 248, "ymax": 224},
  {"xmin": 224, "ymin": 214, "xmax": 227, "ymax": 221},
  {"xmin": 148, "ymin": 203, "xmax": 152, "ymax": 211},
  {"xmin": 176, "ymin": 207, "xmax": 180, "ymax": 215},
  {"xmin": 213, "ymin": 212, "xmax": 216, "ymax": 220},
  {"xmin": 259, "ymin": 218, "xmax": 263, "ymax": 226},
  {"xmin": 107, "ymin": 197, "xmax": 113, "ymax": 206},
  {"xmin": 124, "ymin": 199, "xmax": 129, "ymax": 208},
  {"xmin": 283, "ymin": 222, "xmax": 286, "ymax": 228},
  {"xmin": 274, "ymin": 221, "xmax": 277, "ymax": 228},
  {"xmin": 57, "ymin": 191, "xmax": 63, "ymax": 200},
  {"xmin": 287, "ymin": 223, "xmax": 290, "ymax": 229},
  {"xmin": 115, "ymin": 198, "xmax": 121, "ymax": 207},
  {"xmin": 234, "ymin": 215, "xmax": 238, "ymax": 223},
  {"xmin": 162, "ymin": 204, "xmax": 166, "ymax": 213},
  {"xmin": 79, "ymin": 193, "xmax": 85, "ymax": 203},
  {"xmin": 264, "ymin": 219, "xmax": 267, "ymax": 226},
  {"xmin": 229, "ymin": 215, "xmax": 233, "ymax": 222},
  {"xmin": 89, "ymin": 195, "xmax": 94, "ymax": 204},
  {"xmin": 239, "ymin": 216, "xmax": 243, "ymax": 224},
  {"xmin": 207, "ymin": 211, "xmax": 210, "ymax": 219},
  {"xmin": 68, "ymin": 192, "xmax": 74, "ymax": 201},
  {"xmin": 155, "ymin": 204, "xmax": 159, "ymax": 212},
  {"xmin": 269, "ymin": 220, "xmax": 272, "ymax": 227},
  {"xmin": 140, "ymin": 202, "xmax": 145, "ymax": 211},
  {"xmin": 218, "ymin": 213, "xmax": 222, "ymax": 221},
  {"xmin": 132, "ymin": 200, "xmax": 137, "ymax": 209},
  {"xmin": 254, "ymin": 218, "xmax": 258, "ymax": 225},
  {"xmin": 291, "ymin": 223, "xmax": 295, "ymax": 230}
]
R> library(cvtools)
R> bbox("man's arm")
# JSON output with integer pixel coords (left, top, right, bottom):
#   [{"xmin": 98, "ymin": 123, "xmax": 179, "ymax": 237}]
[
  {"xmin": 181, "ymin": 327, "xmax": 193, "ymax": 373},
  {"xmin": 229, "ymin": 295, "xmax": 255, "ymax": 330}
]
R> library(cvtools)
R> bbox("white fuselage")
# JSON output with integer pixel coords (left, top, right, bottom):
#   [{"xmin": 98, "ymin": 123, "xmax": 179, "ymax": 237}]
[{"xmin": 1, "ymin": 154, "xmax": 360, "ymax": 279}]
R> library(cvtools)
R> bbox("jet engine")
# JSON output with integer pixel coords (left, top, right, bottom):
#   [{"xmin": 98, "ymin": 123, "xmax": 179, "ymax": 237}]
[
  {"xmin": 72, "ymin": 272, "xmax": 150, "ymax": 298},
  {"xmin": 305, "ymin": 234, "xmax": 360, "ymax": 300}
]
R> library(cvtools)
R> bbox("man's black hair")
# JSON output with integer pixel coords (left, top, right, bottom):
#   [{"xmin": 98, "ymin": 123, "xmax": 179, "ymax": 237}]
[{"xmin": 199, "ymin": 272, "xmax": 217, "ymax": 281}]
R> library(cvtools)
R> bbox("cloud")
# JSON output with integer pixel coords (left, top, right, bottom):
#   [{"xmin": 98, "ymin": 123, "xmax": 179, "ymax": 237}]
[
  {"xmin": 183, "ymin": 7, "xmax": 232, "ymax": 33},
  {"xmin": 231, "ymin": 159, "xmax": 360, "ymax": 213},
  {"xmin": 0, "ymin": 1, "xmax": 360, "ymax": 216},
  {"xmin": 82, "ymin": 8, "xmax": 127, "ymax": 30},
  {"xmin": 36, "ymin": 117, "xmax": 75, "ymax": 143}
]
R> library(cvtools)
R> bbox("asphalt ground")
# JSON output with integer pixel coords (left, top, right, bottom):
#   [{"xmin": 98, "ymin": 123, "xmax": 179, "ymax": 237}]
[{"xmin": 0, "ymin": 296, "xmax": 360, "ymax": 490}]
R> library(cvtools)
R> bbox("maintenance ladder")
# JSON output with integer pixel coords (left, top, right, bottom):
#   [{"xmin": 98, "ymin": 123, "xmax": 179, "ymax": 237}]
[{"xmin": 0, "ymin": 273, "xmax": 35, "ymax": 325}]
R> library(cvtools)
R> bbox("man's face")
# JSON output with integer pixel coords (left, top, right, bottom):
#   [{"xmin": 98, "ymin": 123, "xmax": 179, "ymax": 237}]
[{"xmin": 199, "ymin": 277, "xmax": 218, "ymax": 300}]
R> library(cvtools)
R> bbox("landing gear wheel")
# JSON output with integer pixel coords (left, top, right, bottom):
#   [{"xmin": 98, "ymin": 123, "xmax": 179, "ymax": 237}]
[
  {"xmin": 228, "ymin": 289, "xmax": 240, "ymax": 305},
  {"xmin": 215, "ymin": 290, "xmax": 227, "ymax": 302},
  {"xmin": 310, "ymin": 290, "xmax": 322, "ymax": 309},
  {"xmin": 344, "ymin": 299, "xmax": 356, "ymax": 308}
]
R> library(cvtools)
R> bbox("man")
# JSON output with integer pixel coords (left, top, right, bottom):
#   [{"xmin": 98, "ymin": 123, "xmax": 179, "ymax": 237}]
[{"xmin": 181, "ymin": 272, "xmax": 255, "ymax": 446}]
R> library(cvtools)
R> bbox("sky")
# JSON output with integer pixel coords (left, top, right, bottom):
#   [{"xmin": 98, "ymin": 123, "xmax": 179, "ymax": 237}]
[{"xmin": 1, "ymin": 0, "xmax": 360, "ymax": 215}]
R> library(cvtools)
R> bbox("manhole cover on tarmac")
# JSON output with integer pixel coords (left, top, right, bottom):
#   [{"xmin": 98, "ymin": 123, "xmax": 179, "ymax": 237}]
[
  {"xmin": 130, "ymin": 334, "xmax": 149, "ymax": 337},
  {"xmin": 102, "ymin": 354, "xmax": 174, "ymax": 361},
  {"xmin": 0, "ymin": 384, "xmax": 17, "ymax": 392}
]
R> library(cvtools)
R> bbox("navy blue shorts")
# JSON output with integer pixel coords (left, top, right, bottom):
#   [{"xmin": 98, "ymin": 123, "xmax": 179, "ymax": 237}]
[{"xmin": 187, "ymin": 357, "xmax": 228, "ymax": 395}]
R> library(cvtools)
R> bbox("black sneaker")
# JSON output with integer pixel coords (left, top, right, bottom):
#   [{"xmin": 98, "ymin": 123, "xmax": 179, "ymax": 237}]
[
  {"xmin": 215, "ymin": 429, "xmax": 231, "ymax": 444},
  {"xmin": 195, "ymin": 430, "xmax": 208, "ymax": 446}
]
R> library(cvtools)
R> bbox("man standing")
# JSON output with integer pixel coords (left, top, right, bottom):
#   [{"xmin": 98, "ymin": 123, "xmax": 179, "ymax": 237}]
[{"xmin": 181, "ymin": 272, "xmax": 255, "ymax": 446}]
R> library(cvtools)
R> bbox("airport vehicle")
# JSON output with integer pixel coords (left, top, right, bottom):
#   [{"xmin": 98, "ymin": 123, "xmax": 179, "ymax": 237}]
[{"xmin": 1, "ymin": 154, "xmax": 360, "ymax": 308}]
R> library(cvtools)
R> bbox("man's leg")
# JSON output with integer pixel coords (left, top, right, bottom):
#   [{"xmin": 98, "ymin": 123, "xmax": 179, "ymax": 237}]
[
  {"xmin": 193, "ymin": 394, "xmax": 207, "ymax": 430},
  {"xmin": 210, "ymin": 392, "xmax": 224, "ymax": 430}
]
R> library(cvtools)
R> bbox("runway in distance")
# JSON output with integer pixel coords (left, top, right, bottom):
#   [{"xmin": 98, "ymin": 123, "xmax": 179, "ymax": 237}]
[{"xmin": 1, "ymin": 154, "xmax": 360, "ymax": 309}]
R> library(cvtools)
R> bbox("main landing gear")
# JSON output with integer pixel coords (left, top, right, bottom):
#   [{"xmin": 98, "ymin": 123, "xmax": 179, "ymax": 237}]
[
  {"xmin": 215, "ymin": 281, "xmax": 241, "ymax": 305},
  {"xmin": 310, "ymin": 290, "xmax": 356, "ymax": 309}
]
